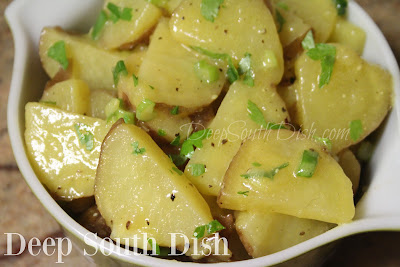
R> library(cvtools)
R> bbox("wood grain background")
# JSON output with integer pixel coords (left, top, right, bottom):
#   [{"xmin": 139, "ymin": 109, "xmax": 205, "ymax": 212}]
[{"xmin": 0, "ymin": 0, "xmax": 399, "ymax": 266}]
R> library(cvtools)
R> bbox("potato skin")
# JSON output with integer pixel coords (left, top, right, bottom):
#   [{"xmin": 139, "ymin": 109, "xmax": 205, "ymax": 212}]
[{"xmin": 78, "ymin": 206, "xmax": 111, "ymax": 238}]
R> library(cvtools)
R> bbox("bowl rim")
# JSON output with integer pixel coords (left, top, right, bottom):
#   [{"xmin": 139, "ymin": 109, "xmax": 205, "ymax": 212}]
[{"xmin": 5, "ymin": 0, "xmax": 400, "ymax": 266}]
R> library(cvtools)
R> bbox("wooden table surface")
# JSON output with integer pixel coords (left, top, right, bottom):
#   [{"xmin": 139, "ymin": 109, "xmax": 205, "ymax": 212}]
[{"xmin": 1, "ymin": 0, "xmax": 400, "ymax": 266}]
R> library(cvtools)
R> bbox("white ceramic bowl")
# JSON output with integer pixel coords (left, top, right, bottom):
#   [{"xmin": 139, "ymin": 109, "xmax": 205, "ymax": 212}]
[{"xmin": 5, "ymin": 0, "xmax": 400, "ymax": 266}]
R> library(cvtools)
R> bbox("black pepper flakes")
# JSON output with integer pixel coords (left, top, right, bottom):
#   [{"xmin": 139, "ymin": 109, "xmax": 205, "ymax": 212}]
[
  {"xmin": 176, "ymin": 87, "xmax": 179, "ymax": 92},
  {"xmin": 282, "ymin": 107, "xmax": 287, "ymax": 112},
  {"xmin": 126, "ymin": 221, "xmax": 132, "ymax": 230},
  {"xmin": 211, "ymin": 142, "xmax": 215, "ymax": 147},
  {"xmin": 224, "ymin": 29, "xmax": 228, "ymax": 34},
  {"xmin": 222, "ymin": 139, "xmax": 228, "ymax": 145},
  {"xmin": 146, "ymin": 219, "xmax": 150, "ymax": 225},
  {"xmin": 171, "ymin": 194, "xmax": 176, "ymax": 201},
  {"xmin": 300, "ymin": 231, "xmax": 305, "ymax": 236}
]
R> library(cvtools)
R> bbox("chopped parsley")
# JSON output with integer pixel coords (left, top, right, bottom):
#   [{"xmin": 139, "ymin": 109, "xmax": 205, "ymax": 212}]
[
  {"xmin": 238, "ymin": 53, "xmax": 255, "ymax": 87},
  {"xmin": 296, "ymin": 150, "xmax": 319, "ymax": 178},
  {"xmin": 350, "ymin": 120, "xmax": 363, "ymax": 142},
  {"xmin": 113, "ymin": 60, "xmax": 128, "ymax": 86},
  {"xmin": 172, "ymin": 167, "xmax": 183, "ymax": 175},
  {"xmin": 105, "ymin": 98, "xmax": 135, "ymax": 124},
  {"xmin": 190, "ymin": 46, "xmax": 239, "ymax": 83},
  {"xmin": 276, "ymin": 2, "xmax": 289, "ymax": 10},
  {"xmin": 194, "ymin": 60, "xmax": 220, "ymax": 83},
  {"xmin": 333, "ymin": 0, "xmax": 348, "ymax": 16},
  {"xmin": 171, "ymin": 106, "xmax": 179, "ymax": 115},
  {"xmin": 252, "ymin": 162, "xmax": 261, "ymax": 167},
  {"xmin": 108, "ymin": 109, "xmax": 135, "ymax": 124},
  {"xmin": 169, "ymin": 154, "xmax": 187, "ymax": 167},
  {"xmin": 305, "ymin": 38, "xmax": 337, "ymax": 88},
  {"xmin": 237, "ymin": 191, "xmax": 249, "ymax": 196},
  {"xmin": 241, "ymin": 162, "xmax": 289, "ymax": 179},
  {"xmin": 158, "ymin": 129, "xmax": 167, "ymax": 136},
  {"xmin": 313, "ymin": 136, "xmax": 332, "ymax": 151},
  {"xmin": 180, "ymin": 129, "xmax": 212, "ymax": 158},
  {"xmin": 107, "ymin": 2, "xmax": 132, "ymax": 23},
  {"xmin": 193, "ymin": 220, "xmax": 225, "ymax": 239},
  {"xmin": 136, "ymin": 99, "xmax": 155, "ymax": 121},
  {"xmin": 131, "ymin": 141, "xmax": 146, "ymax": 155},
  {"xmin": 189, "ymin": 164, "xmax": 206, "ymax": 176},
  {"xmin": 74, "ymin": 124, "xmax": 94, "ymax": 151},
  {"xmin": 200, "ymin": 0, "xmax": 224, "ymax": 22},
  {"xmin": 302, "ymin": 31, "xmax": 315, "ymax": 50},
  {"xmin": 170, "ymin": 134, "xmax": 181, "ymax": 146},
  {"xmin": 149, "ymin": 85, "xmax": 155, "ymax": 90},
  {"xmin": 91, "ymin": 10, "xmax": 108, "ymax": 40},
  {"xmin": 132, "ymin": 74, "xmax": 139, "ymax": 86},
  {"xmin": 47, "ymin": 41, "xmax": 69, "ymax": 70},
  {"xmin": 275, "ymin": 9, "xmax": 285, "ymax": 33},
  {"xmin": 147, "ymin": 238, "xmax": 160, "ymax": 255},
  {"xmin": 247, "ymin": 100, "xmax": 286, "ymax": 130}
]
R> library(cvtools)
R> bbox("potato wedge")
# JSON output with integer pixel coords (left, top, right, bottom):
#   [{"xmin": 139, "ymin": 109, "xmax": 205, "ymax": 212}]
[
  {"xmin": 41, "ymin": 79, "xmax": 90, "ymax": 115},
  {"xmin": 218, "ymin": 129, "xmax": 355, "ymax": 224},
  {"xmin": 25, "ymin": 103, "xmax": 111, "ymax": 200},
  {"xmin": 39, "ymin": 27, "xmax": 130, "ymax": 91},
  {"xmin": 293, "ymin": 44, "xmax": 392, "ymax": 153},
  {"xmin": 95, "ymin": 0, "xmax": 162, "ymax": 49},
  {"xmin": 95, "ymin": 122, "xmax": 218, "ymax": 250},
  {"xmin": 184, "ymin": 81, "xmax": 289, "ymax": 196},
  {"xmin": 170, "ymin": 0, "xmax": 284, "ymax": 84},
  {"xmin": 235, "ymin": 211, "xmax": 334, "ymax": 257},
  {"xmin": 276, "ymin": 0, "xmax": 337, "ymax": 43},
  {"xmin": 328, "ymin": 18, "xmax": 366, "ymax": 55},
  {"xmin": 338, "ymin": 149, "xmax": 361, "ymax": 194},
  {"xmin": 137, "ymin": 18, "xmax": 227, "ymax": 109}
]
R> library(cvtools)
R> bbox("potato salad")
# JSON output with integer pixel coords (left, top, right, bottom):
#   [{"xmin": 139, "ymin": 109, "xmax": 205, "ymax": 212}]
[{"xmin": 25, "ymin": 0, "xmax": 393, "ymax": 262}]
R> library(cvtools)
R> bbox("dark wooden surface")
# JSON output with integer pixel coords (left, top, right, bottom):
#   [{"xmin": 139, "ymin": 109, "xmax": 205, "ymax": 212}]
[{"xmin": 0, "ymin": 0, "xmax": 399, "ymax": 266}]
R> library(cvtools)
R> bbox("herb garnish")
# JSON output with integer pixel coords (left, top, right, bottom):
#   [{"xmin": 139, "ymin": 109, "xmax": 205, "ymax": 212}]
[
  {"xmin": 193, "ymin": 220, "xmax": 225, "ymax": 239},
  {"xmin": 131, "ymin": 141, "xmax": 146, "ymax": 155},
  {"xmin": 91, "ymin": 10, "xmax": 108, "ymax": 40},
  {"xmin": 48, "ymin": 41, "xmax": 69, "ymax": 70},
  {"xmin": 350, "ymin": 120, "xmax": 363, "ymax": 142},
  {"xmin": 303, "ymin": 32, "xmax": 336, "ymax": 88},
  {"xmin": 147, "ymin": 238, "xmax": 160, "ymax": 255},
  {"xmin": 171, "ymin": 106, "xmax": 179, "ymax": 115},
  {"xmin": 247, "ymin": 100, "xmax": 286, "ymax": 129},
  {"xmin": 74, "ymin": 124, "xmax": 94, "ymax": 151},
  {"xmin": 190, "ymin": 46, "xmax": 239, "ymax": 83},
  {"xmin": 112, "ymin": 60, "xmax": 128, "ymax": 86},
  {"xmin": 201, "ymin": 0, "xmax": 224, "ymax": 22},
  {"xmin": 180, "ymin": 129, "xmax": 212, "ymax": 159},
  {"xmin": 237, "ymin": 191, "xmax": 249, "ymax": 196},
  {"xmin": 107, "ymin": 3, "xmax": 133, "ymax": 23},
  {"xmin": 238, "ymin": 53, "xmax": 255, "ymax": 87},
  {"xmin": 241, "ymin": 162, "xmax": 289, "ymax": 179},
  {"xmin": 189, "ymin": 164, "xmax": 206, "ymax": 176},
  {"xmin": 296, "ymin": 150, "xmax": 319, "ymax": 177}
]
